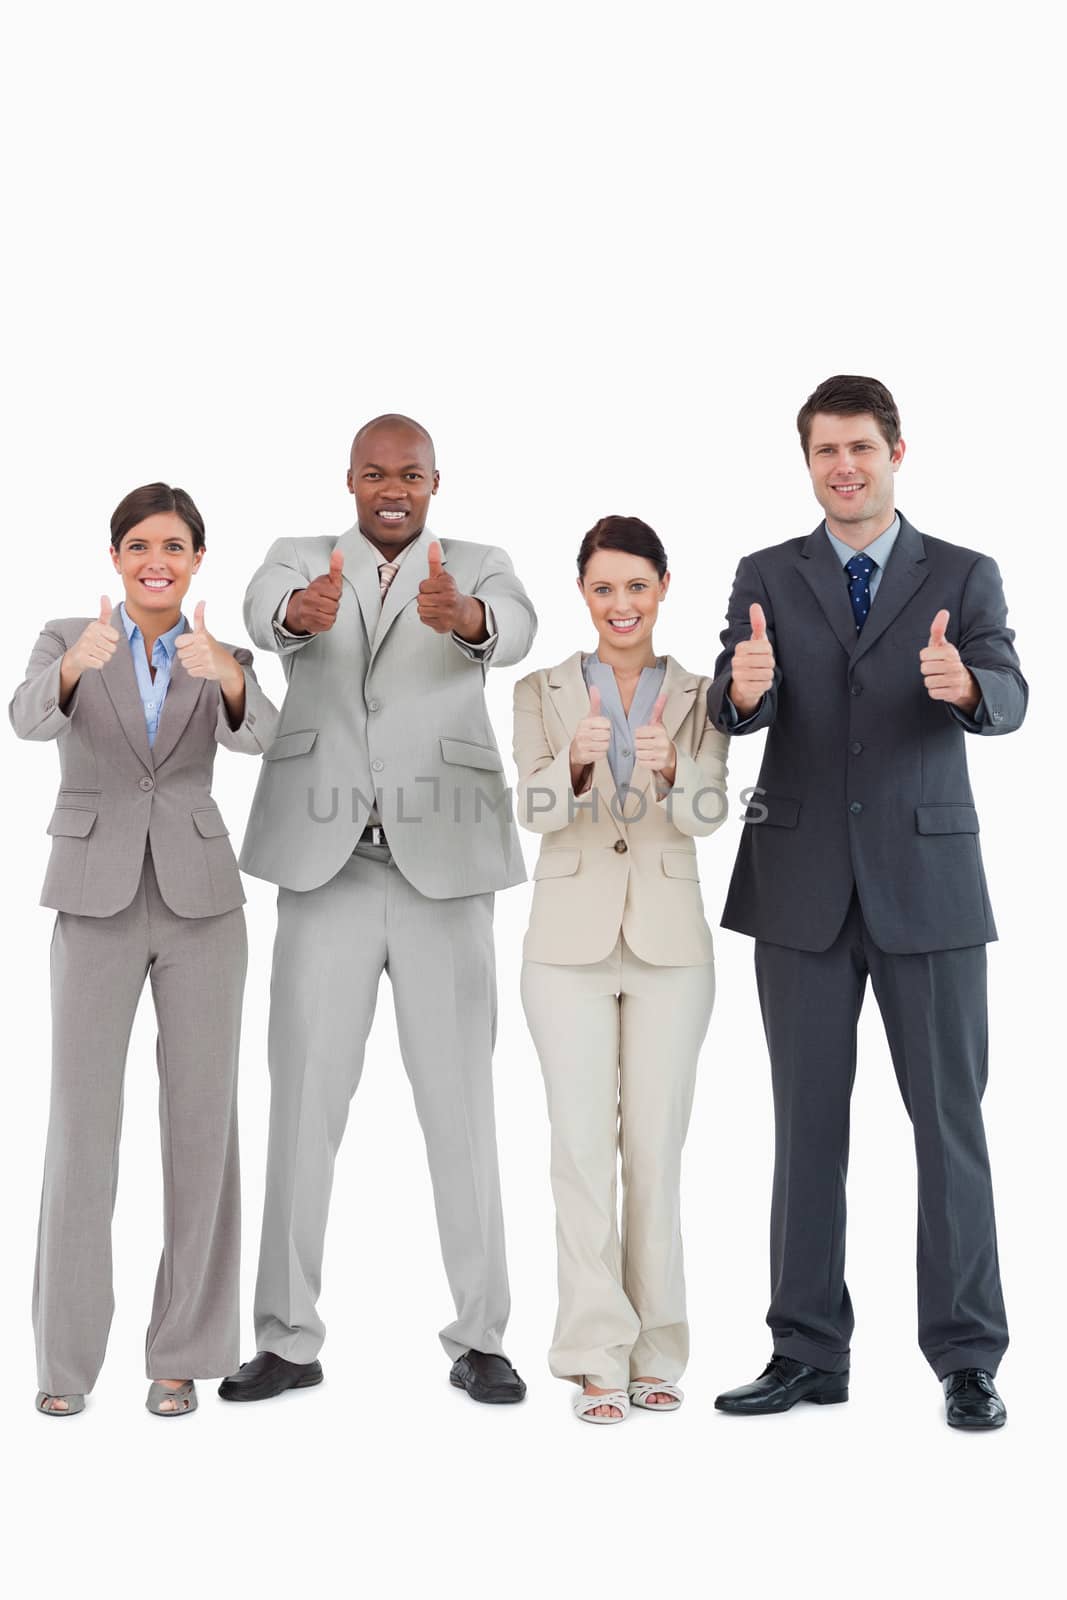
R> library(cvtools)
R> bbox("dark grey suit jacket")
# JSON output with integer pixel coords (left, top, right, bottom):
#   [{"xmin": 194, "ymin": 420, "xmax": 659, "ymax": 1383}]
[{"xmin": 707, "ymin": 515, "xmax": 1027, "ymax": 955}]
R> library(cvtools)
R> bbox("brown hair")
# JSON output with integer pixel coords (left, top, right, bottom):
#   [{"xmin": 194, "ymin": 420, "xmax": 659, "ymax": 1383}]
[
  {"xmin": 796, "ymin": 375, "xmax": 901, "ymax": 459},
  {"xmin": 577, "ymin": 515, "xmax": 667, "ymax": 581},
  {"xmin": 110, "ymin": 483, "xmax": 206, "ymax": 551}
]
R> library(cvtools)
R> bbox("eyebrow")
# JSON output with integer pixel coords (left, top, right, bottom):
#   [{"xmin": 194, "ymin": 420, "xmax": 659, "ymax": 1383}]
[
  {"xmin": 815, "ymin": 437, "xmax": 879, "ymax": 448},
  {"xmin": 360, "ymin": 461, "xmax": 428, "ymax": 471}
]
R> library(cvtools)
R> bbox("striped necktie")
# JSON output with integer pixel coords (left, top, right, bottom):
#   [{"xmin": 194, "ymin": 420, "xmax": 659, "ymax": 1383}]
[{"xmin": 378, "ymin": 560, "xmax": 400, "ymax": 602}]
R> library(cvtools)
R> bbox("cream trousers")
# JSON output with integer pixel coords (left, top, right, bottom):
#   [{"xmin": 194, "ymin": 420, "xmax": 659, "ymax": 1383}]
[{"xmin": 521, "ymin": 936, "xmax": 714, "ymax": 1391}]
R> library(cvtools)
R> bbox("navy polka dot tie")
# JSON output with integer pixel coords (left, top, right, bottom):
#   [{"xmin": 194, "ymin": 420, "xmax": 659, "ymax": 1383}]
[{"xmin": 845, "ymin": 553, "xmax": 878, "ymax": 633}]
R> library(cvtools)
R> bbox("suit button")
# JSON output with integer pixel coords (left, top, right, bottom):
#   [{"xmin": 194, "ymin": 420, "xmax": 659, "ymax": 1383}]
[
  {"xmin": 850, "ymin": 684, "xmax": 863, "ymax": 696},
  {"xmin": 371, "ymin": 759, "xmax": 384, "ymax": 772},
  {"xmin": 849, "ymin": 801, "xmax": 863, "ymax": 815},
  {"xmin": 368, "ymin": 699, "xmax": 381, "ymax": 712},
  {"xmin": 614, "ymin": 839, "xmax": 628, "ymax": 854},
  {"xmin": 851, "ymin": 741, "xmax": 863, "ymax": 755},
  {"xmin": 139, "ymin": 777, "xmax": 154, "ymax": 792}
]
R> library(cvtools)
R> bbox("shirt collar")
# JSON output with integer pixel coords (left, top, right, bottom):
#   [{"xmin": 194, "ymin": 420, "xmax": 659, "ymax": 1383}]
[
  {"xmin": 120, "ymin": 602, "xmax": 186, "ymax": 658},
  {"xmin": 824, "ymin": 514, "xmax": 900, "ymax": 571}
]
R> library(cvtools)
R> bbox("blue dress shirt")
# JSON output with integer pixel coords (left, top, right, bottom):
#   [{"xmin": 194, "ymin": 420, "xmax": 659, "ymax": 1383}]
[{"xmin": 120, "ymin": 604, "xmax": 186, "ymax": 747}]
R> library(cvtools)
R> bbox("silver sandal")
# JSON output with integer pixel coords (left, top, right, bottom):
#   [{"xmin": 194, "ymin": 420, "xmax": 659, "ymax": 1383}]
[
  {"xmin": 36, "ymin": 1391, "xmax": 85, "ymax": 1417},
  {"xmin": 146, "ymin": 1380, "xmax": 197, "ymax": 1416}
]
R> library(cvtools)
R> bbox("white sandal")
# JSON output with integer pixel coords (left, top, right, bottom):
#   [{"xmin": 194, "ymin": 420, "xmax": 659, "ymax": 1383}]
[
  {"xmin": 573, "ymin": 1388, "xmax": 630, "ymax": 1424},
  {"xmin": 628, "ymin": 1380, "xmax": 684, "ymax": 1411}
]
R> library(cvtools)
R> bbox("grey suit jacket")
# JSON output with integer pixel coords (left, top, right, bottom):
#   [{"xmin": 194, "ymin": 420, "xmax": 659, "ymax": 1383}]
[
  {"xmin": 240, "ymin": 524, "xmax": 537, "ymax": 897},
  {"xmin": 707, "ymin": 515, "xmax": 1027, "ymax": 955},
  {"xmin": 9, "ymin": 610, "xmax": 279, "ymax": 918}
]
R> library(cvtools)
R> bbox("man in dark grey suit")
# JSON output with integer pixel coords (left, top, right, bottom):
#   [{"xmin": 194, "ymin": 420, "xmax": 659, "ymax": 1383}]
[{"xmin": 709, "ymin": 376, "xmax": 1025, "ymax": 1429}]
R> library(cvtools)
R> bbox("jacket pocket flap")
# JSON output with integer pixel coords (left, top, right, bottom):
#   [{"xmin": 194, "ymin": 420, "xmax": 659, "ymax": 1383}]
[
  {"xmin": 661, "ymin": 851, "xmax": 700, "ymax": 880},
  {"xmin": 264, "ymin": 728, "xmax": 318, "ymax": 761},
  {"xmin": 440, "ymin": 737, "xmax": 504, "ymax": 772},
  {"xmin": 47, "ymin": 807, "xmax": 97, "ymax": 838},
  {"xmin": 915, "ymin": 803, "xmax": 980, "ymax": 835},
  {"xmin": 533, "ymin": 850, "xmax": 581, "ymax": 880},
  {"xmin": 192, "ymin": 808, "xmax": 230, "ymax": 839},
  {"xmin": 745, "ymin": 793, "xmax": 801, "ymax": 828}
]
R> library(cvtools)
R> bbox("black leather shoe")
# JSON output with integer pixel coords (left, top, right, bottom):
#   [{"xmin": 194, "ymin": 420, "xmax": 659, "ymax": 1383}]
[
  {"xmin": 450, "ymin": 1350, "xmax": 527, "ymax": 1404},
  {"xmin": 217, "ymin": 1351, "xmax": 324, "ymax": 1402},
  {"xmin": 943, "ymin": 1369, "xmax": 1006, "ymax": 1430},
  {"xmin": 715, "ymin": 1354, "xmax": 849, "ymax": 1414}
]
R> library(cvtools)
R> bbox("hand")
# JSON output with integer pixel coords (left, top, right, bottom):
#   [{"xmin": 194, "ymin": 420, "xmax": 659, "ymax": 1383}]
[
  {"xmin": 64, "ymin": 595, "xmax": 119, "ymax": 678},
  {"xmin": 285, "ymin": 550, "xmax": 344, "ymax": 634},
  {"xmin": 728, "ymin": 603, "xmax": 775, "ymax": 716},
  {"xmin": 570, "ymin": 684, "xmax": 612, "ymax": 767},
  {"xmin": 175, "ymin": 602, "xmax": 242, "ymax": 688},
  {"xmin": 417, "ymin": 540, "xmax": 483, "ymax": 637},
  {"xmin": 919, "ymin": 609, "xmax": 980, "ymax": 712},
  {"xmin": 634, "ymin": 693, "xmax": 676, "ymax": 781}
]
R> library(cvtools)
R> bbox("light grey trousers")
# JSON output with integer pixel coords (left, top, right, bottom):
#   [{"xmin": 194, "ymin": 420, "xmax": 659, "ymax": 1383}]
[
  {"xmin": 34, "ymin": 852, "xmax": 246, "ymax": 1395},
  {"xmin": 253, "ymin": 840, "xmax": 510, "ymax": 1363},
  {"xmin": 521, "ymin": 937, "xmax": 715, "ymax": 1391}
]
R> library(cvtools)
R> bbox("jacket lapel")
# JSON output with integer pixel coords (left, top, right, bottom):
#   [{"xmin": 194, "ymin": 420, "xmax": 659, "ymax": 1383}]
[
  {"xmin": 796, "ymin": 523, "xmax": 858, "ymax": 655},
  {"xmin": 545, "ymin": 652, "xmax": 621, "ymax": 830},
  {"xmin": 151, "ymin": 619, "xmax": 206, "ymax": 769},
  {"xmin": 848, "ymin": 515, "xmax": 929, "ymax": 667},
  {"xmin": 101, "ymin": 607, "xmax": 153, "ymax": 773},
  {"xmin": 335, "ymin": 524, "xmax": 386, "ymax": 650},
  {"xmin": 370, "ymin": 529, "xmax": 433, "ymax": 667}
]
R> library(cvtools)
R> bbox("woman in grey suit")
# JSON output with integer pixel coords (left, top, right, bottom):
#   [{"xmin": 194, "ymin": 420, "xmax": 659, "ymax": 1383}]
[
  {"xmin": 10, "ymin": 483, "xmax": 278, "ymax": 1418},
  {"xmin": 514, "ymin": 516, "xmax": 730, "ymax": 1424}
]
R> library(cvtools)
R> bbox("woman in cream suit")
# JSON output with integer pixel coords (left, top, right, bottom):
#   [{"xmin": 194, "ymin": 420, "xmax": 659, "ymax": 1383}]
[
  {"xmin": 514, "ymin": 515, "xmax": 729, "ymax": 1423},
  {"xmin": 9, "ymin": 483, "xmax": 277, "ymax": 1418}
]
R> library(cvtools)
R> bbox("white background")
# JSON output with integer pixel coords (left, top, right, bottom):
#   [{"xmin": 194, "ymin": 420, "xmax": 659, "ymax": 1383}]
[{"xmin": 1, "ymin": 3, "xmax": 1061, "ymax": 1597}]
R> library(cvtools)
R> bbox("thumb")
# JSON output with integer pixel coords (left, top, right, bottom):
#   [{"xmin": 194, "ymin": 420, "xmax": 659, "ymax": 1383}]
[
  {"xmin": 193, "ymin": 600, "xmax": 206, "ymax": 632},
  {"xmin": 749, "ymin": 602, "xmax": 767, "ymax": 641},
  {"xmin": 649, "ymin": 693, "xmax": 667, "ymax": 725},
  {"xmin": 588, "ymin": 685, "xmax": 602, "ymax": 717},
  {"xmin": 928, "ymin": 608, "xmax": 950, "ymax": 646},
  {"xmin": 428, "ymin": 539, "xmax": 443, "ymax": 578},
  {"xmin": 98, "ymin": 595, "xmax": 112, "ymax": 625},
  {"xmin": 329, "ymin": 549, "xmax": 345, "ymax": 583}
]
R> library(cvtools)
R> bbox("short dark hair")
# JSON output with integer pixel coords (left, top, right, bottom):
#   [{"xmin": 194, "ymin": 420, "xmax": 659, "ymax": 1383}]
[
  {"xmin": 110, "ymin": 483, "xmax": 206, "ymax": 551},
  {"xmin": 577, "ymin": 515, "xmax": 668, "ymax": 581},
  {"xmin": 797, "ymin": 375, "xmax": 901, "ymax": 459}
]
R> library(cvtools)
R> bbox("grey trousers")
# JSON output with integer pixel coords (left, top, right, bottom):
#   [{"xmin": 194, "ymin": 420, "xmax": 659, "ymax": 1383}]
[
  {"xmin": 35, "ymin": 852, "xmax": 246, "ymax": 1395},
  {"xmin": 756, "ymin": 894, "xmax": 1008, "ymax": 1379},
  {"xmin": 253, "ymin": 840, "xmax": 510, "ymax": 1363}
]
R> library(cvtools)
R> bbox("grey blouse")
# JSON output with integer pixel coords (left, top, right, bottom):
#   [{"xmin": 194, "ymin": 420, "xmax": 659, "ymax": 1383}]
[{"xmin": 581, "ymin": 652, "xmax": 667, "ymax": 795}]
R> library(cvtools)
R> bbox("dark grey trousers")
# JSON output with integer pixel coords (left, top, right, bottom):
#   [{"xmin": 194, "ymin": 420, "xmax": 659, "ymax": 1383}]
[{"xmin": 755, "ymin": 895, "xmax": 1008, "ymax": 1379}]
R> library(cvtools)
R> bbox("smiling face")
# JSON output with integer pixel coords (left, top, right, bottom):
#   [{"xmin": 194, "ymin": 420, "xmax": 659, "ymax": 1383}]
[
  {"xmin": 579, "ymin": 549, "xmax": 669, "ymax": 664},
  {"xmin": 110, "ymin": 511, "xmax": 202, "ymax": 619},
  {"xmin": 807, "ymin": 411, "xmax": 906, "ymax": 543},
  {"xmin": 347, "ymin": 422, "xmax": 439, "ymax": 556}
]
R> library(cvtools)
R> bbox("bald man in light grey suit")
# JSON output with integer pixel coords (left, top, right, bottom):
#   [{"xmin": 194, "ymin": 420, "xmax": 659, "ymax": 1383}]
[{"xmin": 220, "ymin": 415, "xmax": 536, "ymax": 1405}]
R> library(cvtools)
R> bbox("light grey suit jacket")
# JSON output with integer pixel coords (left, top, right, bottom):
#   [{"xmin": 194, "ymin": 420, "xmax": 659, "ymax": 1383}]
[
  {"xmin": 240, "ymin": 524, "xmax": 537, "ymax": 897},
  {"xmin": 9, "ymin": 611, "xmax": 279, "ymax": 917}
]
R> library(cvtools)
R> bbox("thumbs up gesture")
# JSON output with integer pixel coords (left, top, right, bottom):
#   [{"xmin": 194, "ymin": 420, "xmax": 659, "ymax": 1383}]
[
  {"xmin": 919, "ymin": 610, "xmax": 980, "ymax": 712},
  {"xmin": 175, "ymin": 602, "xmax": 243, "ymax": 691},
  {"xmin": 417, "ymin": 539, "xmax": 486, "ymax": 640},
  {"xmin": 285, "ymin": 549, "xmax": 345, "ymax": 635},
  {"xmin": 728, "ymin": 603, "xmax": 776, "ymax": 716},
  {"xmin": 634, "ymin": 693, "xmax": 676, "ymax": 781},
  {"xmin": 570, "ymin": 684, "xmax": 612, "ymax": 773},
  {"xmin": 64, "ymin": 596, "xmax": 120, "ymax": 679}
]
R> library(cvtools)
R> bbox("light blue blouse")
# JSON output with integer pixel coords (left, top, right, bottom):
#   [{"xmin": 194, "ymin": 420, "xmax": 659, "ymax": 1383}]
[
  {"xmin": 581, "ymin": 652, "xmax": 667, "ymax": 794},
  {"xmin": 120, "ymin": 604, "xmax": 186, "ymax": 747}
]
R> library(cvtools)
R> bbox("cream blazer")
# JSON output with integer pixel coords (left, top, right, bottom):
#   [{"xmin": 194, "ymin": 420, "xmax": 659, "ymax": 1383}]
[{"xmin": 513, "ymin": 652, "xmax": 729, "ymax": 965}]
